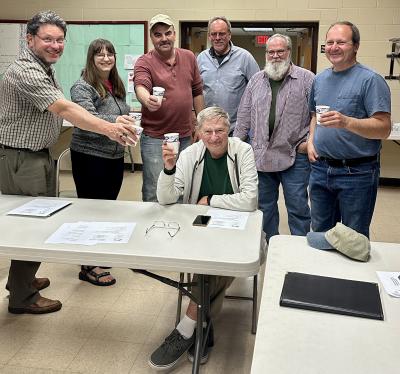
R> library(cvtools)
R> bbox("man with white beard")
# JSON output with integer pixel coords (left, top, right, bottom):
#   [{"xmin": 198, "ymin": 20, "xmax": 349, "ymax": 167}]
[{"xmin": 234, "ymin": 34, "xmax": 315, "ymax": 241}]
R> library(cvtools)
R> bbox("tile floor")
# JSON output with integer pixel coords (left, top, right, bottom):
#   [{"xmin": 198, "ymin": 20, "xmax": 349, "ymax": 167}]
[{"xmin": 0, "ymin": 170, "xmax": 399, "ymax": 373}]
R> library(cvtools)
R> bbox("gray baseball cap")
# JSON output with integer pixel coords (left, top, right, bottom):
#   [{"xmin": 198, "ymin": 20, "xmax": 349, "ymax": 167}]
[{"xmin": 307, "ymin": 222, "xmax": 370, "ymax": 262}]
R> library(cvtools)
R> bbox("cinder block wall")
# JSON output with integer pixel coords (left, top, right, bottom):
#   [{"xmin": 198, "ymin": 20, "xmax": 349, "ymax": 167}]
[{"xmin": 2, "ymin": 0, "xmax": 399, "ymax": 174}]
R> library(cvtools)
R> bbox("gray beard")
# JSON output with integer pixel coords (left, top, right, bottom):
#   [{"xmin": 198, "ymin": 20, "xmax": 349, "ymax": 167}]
[{"xmin": 264, "ymin": 59, "xmax": 290, "ymax": 81}]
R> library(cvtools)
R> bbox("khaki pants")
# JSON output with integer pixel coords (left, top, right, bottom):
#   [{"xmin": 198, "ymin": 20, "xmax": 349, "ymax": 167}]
[
  {"xmin": 191, "ymin": 274, "xmax": 234, "ymax": 319},
  {"xmin": 0, "ymin": 147, "xmax": 55, "ymax": 307}
]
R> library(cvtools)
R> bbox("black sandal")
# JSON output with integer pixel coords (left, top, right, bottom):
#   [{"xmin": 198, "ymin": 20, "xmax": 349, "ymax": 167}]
[{"xmin": 78, "ymin": 266, "xmax": 116, "ymax": 286}]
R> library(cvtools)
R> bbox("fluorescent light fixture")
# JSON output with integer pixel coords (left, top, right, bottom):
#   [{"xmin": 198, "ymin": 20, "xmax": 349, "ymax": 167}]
[{"xmin": 243, "ymin": 27, "xmax": 273, "ymax": 32}]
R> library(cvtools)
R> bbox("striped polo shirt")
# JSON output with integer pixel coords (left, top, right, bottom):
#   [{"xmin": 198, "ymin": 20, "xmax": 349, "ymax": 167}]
[{"xmin": 0, "ymin": 48, "xmax": 64, "ymax": 151}]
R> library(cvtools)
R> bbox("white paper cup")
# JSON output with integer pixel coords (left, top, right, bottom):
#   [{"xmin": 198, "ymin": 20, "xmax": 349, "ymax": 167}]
[
  {"xmin": 164, "ymin": 132, "xmax": 180, "ymax": 155},
  {"xmin": 126, "ymin": 125, "xmax": 143, "ymax": 147},
  {"xmin": 129, "ymin": 112, "xmax": 142, "ymax": 126},
  {"xmin": 316, "ymin": 105, "xmax": 330, "ymax": 125},
  {"xmin": 133, "ymin": 124, "xmax": 143, "ymax": 137},
  {"xmin": 153, "ymin": 86, "xmax": 165, "ymax": 104}
]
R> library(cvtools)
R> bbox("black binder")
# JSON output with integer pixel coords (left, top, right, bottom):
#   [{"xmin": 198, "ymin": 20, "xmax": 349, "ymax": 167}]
[{"xmin": 280, "ymin": 272, "xmax": 384, "ymax": 320}]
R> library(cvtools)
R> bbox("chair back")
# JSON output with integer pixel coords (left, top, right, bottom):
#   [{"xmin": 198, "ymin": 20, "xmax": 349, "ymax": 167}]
[{"xmin": 55, "ymin": 148, "xmax": 76, "ymax": 197}]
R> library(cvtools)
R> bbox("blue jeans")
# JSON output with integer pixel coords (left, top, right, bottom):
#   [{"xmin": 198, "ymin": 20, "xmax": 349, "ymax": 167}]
[
  {"xmin": 258, "ymin": 153, "xmax": 311, "ymax": 241},
  {"xmin": 140, "ymin": 134, "xmax": 191, "ymax": 202},
  {"xmin": 309, "ymin": 159, "xmax": 379, "ymax": 238}
]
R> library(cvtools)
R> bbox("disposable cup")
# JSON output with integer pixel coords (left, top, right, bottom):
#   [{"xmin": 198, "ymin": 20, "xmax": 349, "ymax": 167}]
[
  {"xmin": 153, "ymin": 86, "xmax": 165, "ymax": 104},
  {"xmin": 164, "ymin": 132, "xmax": 180, "ymax": 155},
  {"xmin": 316, "ymin": 105, "xmax": 330, "ymax": 125},
  {"xmin": 133, "ymin": 124, "xmax": 143, "ymax": 137},
  {"xmin": 126, "ymin": 125, "xmax": 143, "ymax": 147},
  {"xmin": 129, "ymin": 112, "xmax": 142, "ymax": 126}
]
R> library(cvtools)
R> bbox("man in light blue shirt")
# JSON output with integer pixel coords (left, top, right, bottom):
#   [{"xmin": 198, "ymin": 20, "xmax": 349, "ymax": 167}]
[
  {"xmin": 307, "ymin": 21, "xmax": 391, "ymax": 238},
  {"xmin": 197, "ymin": 16, "xmax": 259, "ymax": 134}
]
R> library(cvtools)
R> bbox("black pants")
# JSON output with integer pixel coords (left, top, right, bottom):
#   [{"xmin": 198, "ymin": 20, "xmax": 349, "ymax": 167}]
[{"xmin": 70, "ymin": 149, "xmax": 124, "ymax": 200}]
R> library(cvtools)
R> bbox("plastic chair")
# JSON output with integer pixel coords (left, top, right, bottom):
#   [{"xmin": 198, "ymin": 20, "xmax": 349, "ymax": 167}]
[
  {"xmin": 176, "ymin": 273, "xmax": 258, "ymax": 334},
  {"xmin": 55, "ymin": 148, "xmax": 76, "ymax": 197}
]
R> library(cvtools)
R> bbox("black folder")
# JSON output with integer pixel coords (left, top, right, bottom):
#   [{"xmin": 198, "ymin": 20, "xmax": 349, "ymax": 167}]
[{"xmin": 280, "ymin": 272, "xmax": 384, "ymax": 320}]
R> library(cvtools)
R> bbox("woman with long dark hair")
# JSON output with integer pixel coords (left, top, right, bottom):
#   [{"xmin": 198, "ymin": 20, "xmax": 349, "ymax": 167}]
[{"xmin": 70, "ymin": 38, "xmax": 134, "ymax": 286}]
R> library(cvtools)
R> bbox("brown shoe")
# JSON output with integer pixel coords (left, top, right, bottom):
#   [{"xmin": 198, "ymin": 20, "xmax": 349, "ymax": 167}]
[
  {"xmin": 32, "ymin": 277, "xmax": 50, "ymax": 291},
  {"xmin": 6, "ymin": 277, "xmax": 50, "ymax": 292},
  {"xmin": 8, "ymin": 295, "xmax": 62, "ymax": 314}
]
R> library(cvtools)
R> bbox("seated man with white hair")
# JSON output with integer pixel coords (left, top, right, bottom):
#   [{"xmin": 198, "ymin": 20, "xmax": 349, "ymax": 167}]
[{"xmin": 148, "ymin": 106, "xmax": 258, "ymax": 370}]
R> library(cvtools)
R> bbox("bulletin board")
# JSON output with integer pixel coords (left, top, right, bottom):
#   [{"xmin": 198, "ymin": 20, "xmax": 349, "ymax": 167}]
[{"xmin": 0, "ymin": 21, "xmax": 147, "ymax": 108}]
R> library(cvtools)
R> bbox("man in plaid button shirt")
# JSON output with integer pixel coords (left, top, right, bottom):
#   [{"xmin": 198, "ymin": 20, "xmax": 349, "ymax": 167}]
[{"xmin": 0, "ymin": 11, "xmax": 137, "ymax": 315}]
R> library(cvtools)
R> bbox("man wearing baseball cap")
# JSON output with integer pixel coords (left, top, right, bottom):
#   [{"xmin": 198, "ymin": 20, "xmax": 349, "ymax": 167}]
[{"xmin": 134, "ymin": 14, "xmax": 204, "ymax": 202}]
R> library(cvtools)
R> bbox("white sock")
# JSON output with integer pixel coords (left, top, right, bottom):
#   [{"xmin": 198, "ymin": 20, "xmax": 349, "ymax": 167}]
[{"xmin": 176, "ymin": 315, "xmax": 196, "ymax": 339}]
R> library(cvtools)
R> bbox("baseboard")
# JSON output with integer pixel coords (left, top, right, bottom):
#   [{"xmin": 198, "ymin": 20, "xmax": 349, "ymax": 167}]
[{"xmin": 379, "ymin": 178, "xmax": 400, "ymax": 187}]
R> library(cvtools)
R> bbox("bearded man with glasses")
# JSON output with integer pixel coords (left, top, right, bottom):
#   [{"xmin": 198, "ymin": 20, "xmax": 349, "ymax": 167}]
[{"xmin": 235, "ymin": 34, "xmax": 315, "ymax": 242}]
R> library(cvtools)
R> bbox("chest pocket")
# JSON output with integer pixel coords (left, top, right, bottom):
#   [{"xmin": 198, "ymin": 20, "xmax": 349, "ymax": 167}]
[
  {"xmin": 221, "ymin": 68, "xmax": 245, "ymax": 91},
  {"xmin": 285, "ymin": 87, "xmax": 307, "ymax": 114},
  {"xmin": 336, "ymin": 94, "xmax": 363, "ymax": 117}
]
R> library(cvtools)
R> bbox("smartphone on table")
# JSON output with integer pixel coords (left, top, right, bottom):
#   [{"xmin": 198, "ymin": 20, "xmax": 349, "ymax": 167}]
[{"xmin": 192, "ymin": 215, "xmax": 211, "ymax": 226}]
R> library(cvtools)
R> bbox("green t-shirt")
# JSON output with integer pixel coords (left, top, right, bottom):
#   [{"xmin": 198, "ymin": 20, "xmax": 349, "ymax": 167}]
[
  {"xmin": 268, "ymin": 78, "xmax": 284, "ymax": 137},
  {"xmin": 198, "ymin": 149, "xmax": 234, "ymax": 201}
]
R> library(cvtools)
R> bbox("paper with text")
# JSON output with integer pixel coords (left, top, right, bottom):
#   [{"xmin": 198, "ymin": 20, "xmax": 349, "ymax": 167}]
[
  {"xmin": 7, "ymin": 199, "xmax": 72, "ymax": 217},
  {"xmin": 376, "ymin": 271, "xmax": 400, "ymax": 297},
  {"xmin": 206, "ymin": 208, "xmax": 249, "ymax": 230},
  {"xmin": 45, "ymin": 222, "xmax": 136, "ymax": 245}
]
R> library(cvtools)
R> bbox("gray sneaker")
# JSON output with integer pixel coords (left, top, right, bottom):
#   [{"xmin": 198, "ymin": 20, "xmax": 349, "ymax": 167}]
[{"xmin": 149, "ymin": 329, "xmax": 194, "ymax": 370}]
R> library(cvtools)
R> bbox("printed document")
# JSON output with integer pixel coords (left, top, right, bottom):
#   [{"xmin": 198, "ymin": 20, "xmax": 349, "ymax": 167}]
[
  {"xmin": 45, "ymin": 221, "xmax": 136, "ymax": 245},
  {"xmin": 7, "ymin": 199, "xmax": 72, "ymax": 217},
  {"xmin": 206, "ymin": 208, "xmax": 249, "ymax": 230},
  {"xmin": 376, "ymin": 271, "xmax": 400, "ymax": 297}
]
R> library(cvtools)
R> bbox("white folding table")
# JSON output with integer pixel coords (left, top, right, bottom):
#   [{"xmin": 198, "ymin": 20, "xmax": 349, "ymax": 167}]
[
  {"xmin": 251, "ymin": 235, "xmax": 400, "ymax": 374},
  {"xmin": 0, "ymin": 194, "xmax": 263, "ymax": 373}
]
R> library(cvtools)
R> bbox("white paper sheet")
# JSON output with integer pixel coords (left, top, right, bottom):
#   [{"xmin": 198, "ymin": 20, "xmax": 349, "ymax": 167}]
[
  {"xmin": 7, "ymin": 199, "xmax": 72, "ymax": 217},
  {"xmin": 376, "ymin": 271, "xmax": 400, "ymax": 297},
  {"xmin": 127, "ymin": 70, "xmax": 135, "ymax": 93},
  {"xmin": 206, "ymin": 208, "xmax": 249, "ymax": 230},
  {"xmin": 45, "ymin": 221, "xmax": 136, "ymax": 245},
  {"xmin": 389, "ymin": 123, "xmax": 400, "ymax": 139},
  {"xmin": 124, "ymin": 54, "xmax": 140, "ymax": 69}
]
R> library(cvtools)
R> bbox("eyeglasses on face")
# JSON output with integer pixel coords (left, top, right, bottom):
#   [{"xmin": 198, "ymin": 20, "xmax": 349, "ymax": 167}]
[
  {"xmin": 95, "ymin": 53, "xmax": 116, "ymax": 59},
  {"xmin": 145, "ymin": 221, "xmax": 180, "ymax": 238},
  {"xmin": 267, "ymin": 49, "xmax": 288, "ymax": 57},
  {"xmin": 210, "ymin": 32, "xmax": 228, "ymax": 39},
  {"xmin": 35, "ymin": 35, "xmax": 66, "ymax": 45},
  {"xmin": 202, "ymin": 128, "xmax": 228, "ymax": 138},
  {"xmin": 325, "ymin": 40, "xmax": 353, "ymax": 47}
]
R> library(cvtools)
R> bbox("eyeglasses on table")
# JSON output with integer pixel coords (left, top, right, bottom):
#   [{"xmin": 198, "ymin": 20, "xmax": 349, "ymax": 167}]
[{"xmin": 145, "ymin": 220, "xmax": 180, "ymax": 238}]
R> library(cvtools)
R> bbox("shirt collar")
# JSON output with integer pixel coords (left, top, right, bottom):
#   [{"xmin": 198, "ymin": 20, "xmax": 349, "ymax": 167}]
[
  {"xmin": 209, "ymin": 41, "xmax": 233, "ymax": 58},
  {"xmin": 23, "ymin": 47, "xmax": 55, "ymax": 76},
  {"xmin": 152, "ymin": 47, "xmax": 177, "ymax": 66}
]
